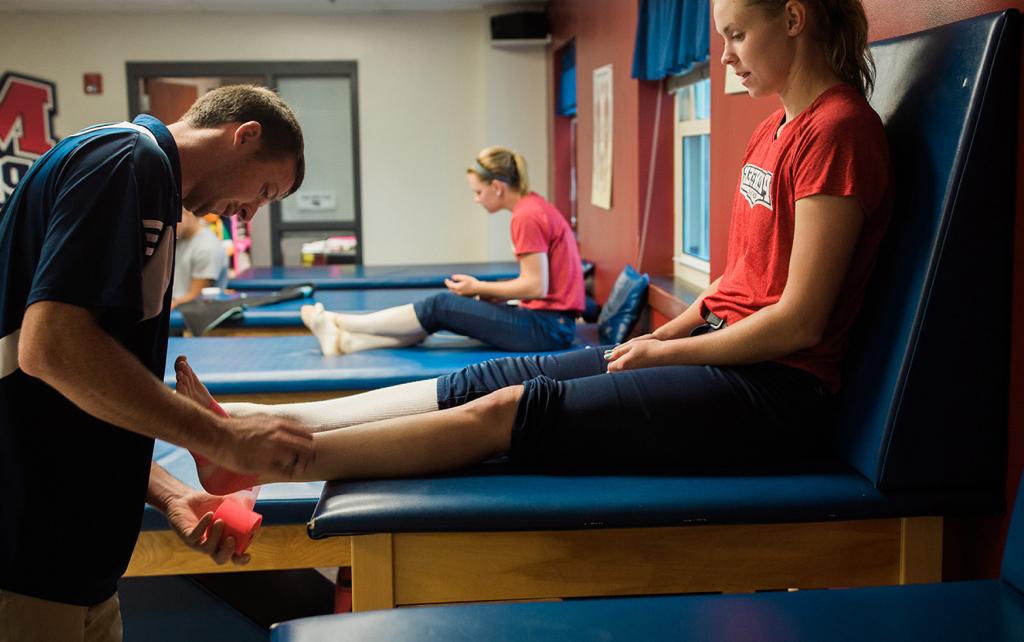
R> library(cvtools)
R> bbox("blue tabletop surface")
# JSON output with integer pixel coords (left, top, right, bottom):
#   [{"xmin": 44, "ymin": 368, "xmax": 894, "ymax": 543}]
[
  {"xmin": 164, "ymin": 334, "xmax": 583, "ymax": 395},
  {"xmin": 307, "ymin": 461, "xmax": 997, "ymax": 536},
  {"xmin": 170, "ymin": 288, "xmax": 439, "ymax": 330},
  {"xmin": 228, "ymin": 262, "xmax": 520, "ymax": 290},
  {"xmin": 272, "ymin": 580, "xmax": 1024, "ymax": 642}
]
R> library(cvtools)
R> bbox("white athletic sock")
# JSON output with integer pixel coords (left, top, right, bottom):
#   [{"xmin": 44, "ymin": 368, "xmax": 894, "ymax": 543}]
[
  {"xmin": 338, "ymin": 329, "xmax": 424, "ymax": 354},
  {"xmin": 302, "ymin": 303, "xmax": 428, "ymax": 355},
  {"xmin": 221, "ymin": 378, "xmax": 439, "ymax": 432},
  {"xmin": 301, "ymin": 302, "xmax": 341, "ymax": 356}
]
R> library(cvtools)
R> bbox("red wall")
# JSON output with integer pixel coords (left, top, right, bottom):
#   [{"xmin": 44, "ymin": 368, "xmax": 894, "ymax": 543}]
[
  {"xmin": 548, "ymin": 0, "xmax": 674, "ymax": 301},
  {"xmin": 552, "ymin": 0, "xmax": 1024, "ymax": 580}
]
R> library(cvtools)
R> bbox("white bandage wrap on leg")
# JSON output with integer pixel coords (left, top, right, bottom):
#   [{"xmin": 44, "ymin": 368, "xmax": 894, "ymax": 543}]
[
  {"xmin": 301, "ymin": 303, "xmax": 428, "ymax": 355},
  {"xmin": 331, "ymin": 303, "xmax": 426, "ymax": 337},
  {"xmin": 222, "ymin": 378, "xmax": 439, "ymax": 432},
  {"xmin": 338, "ymin": 330, "xmax": 423, "ymax": 353}
]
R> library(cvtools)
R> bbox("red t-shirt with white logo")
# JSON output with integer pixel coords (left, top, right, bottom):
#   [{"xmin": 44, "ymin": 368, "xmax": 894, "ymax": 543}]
[
  {"xmin": 701, "ymin": 84, "xmax": 893, "ymax": 391},
  {"xmin": 510, "ymin": 193, "xmax": 585, "ymax": 313}
]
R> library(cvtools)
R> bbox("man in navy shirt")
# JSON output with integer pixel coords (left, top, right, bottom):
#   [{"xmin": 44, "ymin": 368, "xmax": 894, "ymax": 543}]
[{"xmin": 0, "ymin": 85, "xmax": 315, "ymax": 642}]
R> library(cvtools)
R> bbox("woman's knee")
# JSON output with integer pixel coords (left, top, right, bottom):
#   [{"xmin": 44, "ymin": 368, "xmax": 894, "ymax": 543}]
[
  {"xmin": 426, "ymin": 291, "xmax": 460, "ymax": 311},
  {"xmin": 454, "ymin": 385, "xmax": 521, "ymax": 453},
  {"xmin": 463, "ymin": 385, "xmax": 523, "ymax": 424},
  {"xmin": 414, "ymin": 292, "xmax": 452, "ymax": 328}
]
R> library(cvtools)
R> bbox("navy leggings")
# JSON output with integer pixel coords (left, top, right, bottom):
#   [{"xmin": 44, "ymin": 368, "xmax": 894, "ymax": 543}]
[
  {"xmin": 413, "ymin": 292, "xmax": 577, "ymax": 352},
  {"xmin": 437, "ymin": 333, "xmax": 834, "ymax": 466}
]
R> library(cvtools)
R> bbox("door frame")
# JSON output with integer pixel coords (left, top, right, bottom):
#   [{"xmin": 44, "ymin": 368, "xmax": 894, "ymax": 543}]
[{"xmin": 126, "ymin": 60, "xmax": 363, "ymax": 265}]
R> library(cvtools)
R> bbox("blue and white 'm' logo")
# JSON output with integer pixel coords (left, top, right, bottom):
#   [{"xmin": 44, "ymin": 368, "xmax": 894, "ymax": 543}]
[{"xmin": 739, "ymin": 163, "xmax": 773, "ymax": 210}]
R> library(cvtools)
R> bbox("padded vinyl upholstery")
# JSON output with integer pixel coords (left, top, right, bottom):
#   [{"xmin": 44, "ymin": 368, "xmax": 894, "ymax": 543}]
[
  {"xmin": 164, "ymin": 335, "xmax": 587, "ymax": 395},
  {"xmin": 228, "ymin": 262, "xmax": 521, "ymax": 290},
  {"xmin": 308, "ymin": 463, "xmax": 995, "ymax": 536},
  {"xmin": 834, "ymin": 10, "xmax": 1019, "ymax": 490},
  {"xmin": 272, "ymin": 581, "xmax": 1024, "ymax": 642},
  {"xmin": 229, "ymin": 260, "xmax": 595, "ymax": 290},
  {"xmin": 170, "ymin": 288, "xmax": 439, "ymax": 330}
]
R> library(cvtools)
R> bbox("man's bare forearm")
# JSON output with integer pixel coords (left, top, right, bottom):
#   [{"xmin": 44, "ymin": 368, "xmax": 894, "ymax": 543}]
[{"xmin": 147, "ymin": 461, "xmax": 190, "ymax": 513}]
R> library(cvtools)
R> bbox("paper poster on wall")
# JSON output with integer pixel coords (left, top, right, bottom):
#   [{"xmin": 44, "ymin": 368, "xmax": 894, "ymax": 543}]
[
  {"xmin": 0, "ymin": 72, "xmax": 58, "ymax": 210},
  {"xmin": 591, "ymin": 64, "xmax": 613, "ymax": 210}
]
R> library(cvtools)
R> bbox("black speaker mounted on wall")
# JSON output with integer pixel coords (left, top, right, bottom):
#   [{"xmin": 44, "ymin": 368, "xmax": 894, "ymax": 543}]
[{"xmin": 490, "ymin": 11, "xmax": 550, "ymax": 42}]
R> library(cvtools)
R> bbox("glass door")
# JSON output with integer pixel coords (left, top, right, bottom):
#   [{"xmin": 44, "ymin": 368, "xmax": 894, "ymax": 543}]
[{"xmin": 274, "ymin": 75, "xmax": 361, "ymax": 266}]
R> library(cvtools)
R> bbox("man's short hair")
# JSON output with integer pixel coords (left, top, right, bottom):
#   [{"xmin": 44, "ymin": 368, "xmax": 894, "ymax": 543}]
[{"xmin": 183, "ymin": 85, "xmax": 305, "ymax": 195}]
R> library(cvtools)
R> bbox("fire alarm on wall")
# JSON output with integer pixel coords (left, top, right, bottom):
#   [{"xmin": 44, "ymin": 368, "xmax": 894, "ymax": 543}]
[{"xmin": 83, "ymin": 73, "xmax": 103, "ymax": 95}]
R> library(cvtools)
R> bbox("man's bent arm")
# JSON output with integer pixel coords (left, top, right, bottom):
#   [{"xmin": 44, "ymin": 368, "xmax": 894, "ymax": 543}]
[
  {"xmin": 18, "ymin": 300, "xmax": 314, "ymax": 476},
  {"xmin": 20, "ymin": 301, "xmax": 231, "ymax": 454}
]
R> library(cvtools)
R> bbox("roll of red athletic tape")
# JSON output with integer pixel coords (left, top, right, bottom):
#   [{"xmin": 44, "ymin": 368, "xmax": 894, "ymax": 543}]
[{"xmin": 212, "ymin": 497, "xmax": 263, "ymax": 555}]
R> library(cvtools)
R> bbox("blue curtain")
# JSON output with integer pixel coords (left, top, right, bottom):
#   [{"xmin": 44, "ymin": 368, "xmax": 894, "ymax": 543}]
[
  {"xmin": 632, "ymin": 0, "xmax": 710, "ymax": 80},
  {"xmin": 557, "ymin": 43, "xmax": 577, "ymax": 117}
]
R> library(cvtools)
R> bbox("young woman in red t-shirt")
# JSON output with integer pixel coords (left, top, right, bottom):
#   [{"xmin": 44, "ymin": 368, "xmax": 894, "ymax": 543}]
[
  {"xmin": 181, "ymin": 0, "xmax": 892, "ymax": 492},
  {"xmin": 300, "ymin": 146, "xmax": 584, "ymax": 355}
]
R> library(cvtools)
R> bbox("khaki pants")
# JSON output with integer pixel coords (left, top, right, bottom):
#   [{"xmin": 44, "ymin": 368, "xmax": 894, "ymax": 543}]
[{"xmin": 0, "ymin": 589, "xmax": 122, "ymax": 642}]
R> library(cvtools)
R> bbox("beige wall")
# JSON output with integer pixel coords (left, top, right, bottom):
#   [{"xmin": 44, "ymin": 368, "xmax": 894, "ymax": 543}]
[
  {"xmin": 481, "ymin": 10, "xmax": 551, "ymax": 261},
  {"xmin": 0, "ymin": 8, "xmax": 548, "ymax": 265}
]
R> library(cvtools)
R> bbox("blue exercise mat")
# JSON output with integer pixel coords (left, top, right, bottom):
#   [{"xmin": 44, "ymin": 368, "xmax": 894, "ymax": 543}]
[
  {"xmin": 164, "ymin": 334, "xmax": 588, "ymax": 395},
  {"xmin": 307, "ymin": 463, "xmax": 996, "ymax": 536},
  {"xmin": 170, "ymin": 288, "xmax": 439, "ymax": 331},
  {"xmin": 228, "ymin": 262, "xmax": 520, "ymax": 290},
  {"xmin": 271, "ymin": 581, "xmax": 1024, "ymax": 642}
]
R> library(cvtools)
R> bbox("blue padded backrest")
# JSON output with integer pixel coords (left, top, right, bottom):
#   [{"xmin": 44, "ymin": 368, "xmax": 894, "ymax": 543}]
[
  {"xmin": 834, "ymin": 11, "xmax": 1020, "ymax": 490},
  {"xmin": 598, "ymin": 265, "xmax": 649, "ymax": 344},
  {"xmin": 1002, "ymin": 474, "xmax": 1024, "ymax": 593}
]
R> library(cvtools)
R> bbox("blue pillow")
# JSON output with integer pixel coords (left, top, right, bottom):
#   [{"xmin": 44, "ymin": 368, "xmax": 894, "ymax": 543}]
[{"xmin": 597, "ymin": 265, "xmax": 649, "ymax": 344}]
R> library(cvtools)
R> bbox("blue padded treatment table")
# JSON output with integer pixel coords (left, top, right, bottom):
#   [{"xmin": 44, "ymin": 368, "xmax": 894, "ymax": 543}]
[
  {"xmin": 163, "ymin": 334, "xmax": 592, "ymax": 402},
  {"xmin": 124, "ymin": 440, "xmax": 352, "ymax": 578},
  {"xmin": 169, "ymin": 288, "xmax": 439, "ymax": 335},
  {"xmin": 309, "ymin": 463, "xmax": 991, "ymax": 534},
  {"xmin": 277, "ymin": 471, "xmax": 1024, "ymax": 641},
  {"xmin": 228, "ymin": 260, "xmax": 596, "ymax": 291},
  {"xmin": 229, "ymin": 262, "xmax": 520, "ymax": 290},
  {"xmin": 291, "ymin": 11, "xmax": 1020, "ymax": 612},
  {"xmin": 272, "ymin": 584, "xmax": 1024, "ymax": 642}
]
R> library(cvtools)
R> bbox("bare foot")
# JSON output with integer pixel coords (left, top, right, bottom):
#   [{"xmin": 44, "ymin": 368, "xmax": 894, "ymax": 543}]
[
  {"xmin": 301, "ymin": 303, "xmax": 341, "ymax": 356},
  {"xmin": 336, "ymin": 327, "xmax": 358, "ymax": 354},
  {"xmin": 175, "ymin": 356, "xmax": 259, "ymax": 495},
  {"xmin": 175, "ymin": 355, "xmax": 217, "ymax": 410}
]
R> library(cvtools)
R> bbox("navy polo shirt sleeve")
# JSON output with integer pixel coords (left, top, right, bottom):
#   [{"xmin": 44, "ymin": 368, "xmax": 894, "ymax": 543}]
[{"xmin": 27, "ymin": 133, "xmax": 170, "ymax": 319}]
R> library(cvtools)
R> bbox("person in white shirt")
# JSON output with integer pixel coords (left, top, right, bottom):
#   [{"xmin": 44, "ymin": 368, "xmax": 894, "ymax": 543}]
[{"xmin": 172, "ymin": 208, "xmax": 228, "ymax": 308}]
